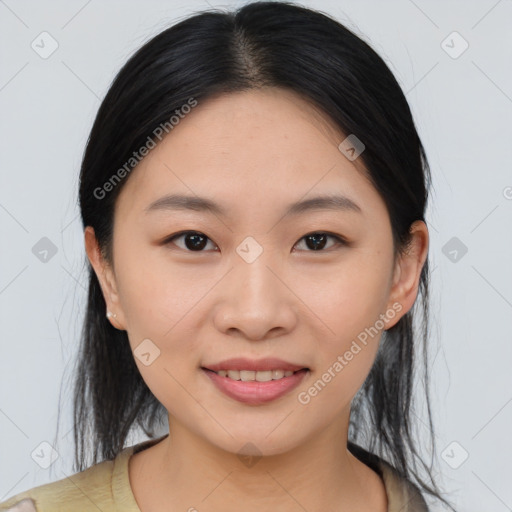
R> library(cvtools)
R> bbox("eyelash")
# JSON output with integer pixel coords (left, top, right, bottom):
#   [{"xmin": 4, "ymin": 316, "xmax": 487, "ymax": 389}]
[{"xmin": 163, "ymin": 230, "xmax": 348, "ymax": 253}]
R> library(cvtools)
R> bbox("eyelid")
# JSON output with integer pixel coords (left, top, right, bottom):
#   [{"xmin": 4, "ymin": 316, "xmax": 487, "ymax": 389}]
[{"xmin": 301, "ymin": 230, "xmax": 348, "ymax": 243}]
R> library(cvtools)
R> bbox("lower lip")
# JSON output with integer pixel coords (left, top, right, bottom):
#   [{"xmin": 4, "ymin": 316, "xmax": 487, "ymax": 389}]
[{"xmin": 202, "ymin": 368, "xmax": 309, "ymax": 405}]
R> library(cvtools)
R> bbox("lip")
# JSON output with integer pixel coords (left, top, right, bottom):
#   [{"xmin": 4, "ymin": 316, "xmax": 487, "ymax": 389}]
[
  {"xmin": 203, "ymin": 357, "xmax": 308, "ymax": 373},
  {"xmin": 201, "ymin": 366, "xmax": 309, "ymax": 405}
]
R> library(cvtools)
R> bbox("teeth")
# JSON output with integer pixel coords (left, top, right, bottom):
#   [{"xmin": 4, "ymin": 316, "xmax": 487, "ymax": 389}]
[
  {"xmin": 215, "ymin": 369, "xmax": 297, "ymax": 381},
  {"xmin": 240, "ymin": 370, "xmax": 257, "ymax": 381}
]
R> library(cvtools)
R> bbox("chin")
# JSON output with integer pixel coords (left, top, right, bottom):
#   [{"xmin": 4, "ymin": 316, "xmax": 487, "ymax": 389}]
[{"xmin": 206, "ymin": 428, "xmax": 303, "ymax": 459}]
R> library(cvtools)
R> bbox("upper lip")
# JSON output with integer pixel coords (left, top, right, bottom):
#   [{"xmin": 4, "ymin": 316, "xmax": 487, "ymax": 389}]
[{"xmin": 202, "ymin": 358, "xmax": 308, "ymax": 372}]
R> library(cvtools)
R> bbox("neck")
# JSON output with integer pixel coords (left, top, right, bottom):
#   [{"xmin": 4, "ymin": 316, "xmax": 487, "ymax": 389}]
[{"xmin": 129, "ymin": 413, "xmax": 387, "ymax": 512}]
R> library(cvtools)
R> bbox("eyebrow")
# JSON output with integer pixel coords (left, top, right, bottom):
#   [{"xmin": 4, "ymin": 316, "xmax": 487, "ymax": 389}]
[{"xmin": 144, "ymin": 193, "xmax": 362, "ymax": 217}]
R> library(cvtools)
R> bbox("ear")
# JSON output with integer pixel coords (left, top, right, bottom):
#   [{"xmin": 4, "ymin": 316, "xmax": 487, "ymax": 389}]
[
  {"xmin": 84, "ymin": 226, "xmax": 127, "ymax": 330},
  {"xmin": 384, "ymin": 220, "xmax": 429, "ymax": 329}
]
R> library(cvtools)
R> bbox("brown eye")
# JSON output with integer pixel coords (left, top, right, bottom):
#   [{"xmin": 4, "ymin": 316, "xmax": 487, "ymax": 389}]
[
  {"xmin": 165, "ymin": 231, "xmax": 217, "ymax": 251},
  {"xmin": 163, "ymin": 230, "xmax": 347, "ymax": 253},
  {"xmin": 294, "ymin": 232, "xmax": 346, "ymax": 252}
]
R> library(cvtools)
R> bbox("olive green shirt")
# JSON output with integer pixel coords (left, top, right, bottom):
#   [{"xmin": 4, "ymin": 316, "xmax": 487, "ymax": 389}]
[{"xmin": 0, "ymin": 439, "xmax": 428, "ymax": 511}]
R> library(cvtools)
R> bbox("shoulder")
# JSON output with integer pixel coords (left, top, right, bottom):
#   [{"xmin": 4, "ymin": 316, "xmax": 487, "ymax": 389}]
[
  {"xmin": 0, "ymin": 453, "xmax": 126, "ymax": 512},
  {"xmin": 0, "ymin": 437, "xmax": 163, "ymax": 512}
]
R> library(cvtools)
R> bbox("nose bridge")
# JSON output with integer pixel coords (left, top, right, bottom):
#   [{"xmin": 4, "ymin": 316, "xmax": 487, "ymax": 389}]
[
  {"xmin": 213, "ymin": 237, "xmax": 296, "ymax": 339},
  {"xmin": 233, "ymin": 238, "xmax": 281, "ymax": 307}
]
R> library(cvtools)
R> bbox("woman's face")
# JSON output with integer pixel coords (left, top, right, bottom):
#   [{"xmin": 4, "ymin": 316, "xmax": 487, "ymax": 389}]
[{"xmin": 87, "ymin": 87, "xmax": 426, "ymax": 456}]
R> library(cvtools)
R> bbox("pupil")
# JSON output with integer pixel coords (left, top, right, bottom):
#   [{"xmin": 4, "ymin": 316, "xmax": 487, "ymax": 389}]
[
  {"xmin": 307, "ymin": 234, "xmax": 326, "ymax": 250},
  {"xmin": 185, "ymin": 233, "xmax": 207, "ymax": 251}
]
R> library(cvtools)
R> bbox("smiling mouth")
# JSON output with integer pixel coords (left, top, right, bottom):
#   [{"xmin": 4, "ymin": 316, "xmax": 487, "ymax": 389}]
[
  {"xmin": 201, "ymin": 368, "xmax": 309, "ymax": 382},
  {"xmin": 201, "ymin": 366, "xmax": 310, "ymax": 405}
]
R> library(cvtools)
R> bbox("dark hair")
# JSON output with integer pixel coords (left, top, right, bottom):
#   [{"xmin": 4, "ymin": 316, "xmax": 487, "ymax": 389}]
[{"xmin": 75, "ymin": 1, "xmax": 453, "ymax": 509}]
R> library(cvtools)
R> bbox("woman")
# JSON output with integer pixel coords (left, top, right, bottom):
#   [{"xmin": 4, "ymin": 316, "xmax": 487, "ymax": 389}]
[{"xmin": 1, "ymin": 2, "xmax": 456, "ymax": 511}]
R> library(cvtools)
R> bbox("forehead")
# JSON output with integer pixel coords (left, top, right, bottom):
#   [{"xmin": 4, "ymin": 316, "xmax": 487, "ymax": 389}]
[{"xmin": 114, "ymin": 88, "xmax": 386, "ymax": 223}]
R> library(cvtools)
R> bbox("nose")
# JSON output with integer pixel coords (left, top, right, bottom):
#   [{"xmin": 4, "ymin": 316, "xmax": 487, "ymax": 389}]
[{"xmin": 212, "ymin": 250, "xmax": 298, "ymax": 341}]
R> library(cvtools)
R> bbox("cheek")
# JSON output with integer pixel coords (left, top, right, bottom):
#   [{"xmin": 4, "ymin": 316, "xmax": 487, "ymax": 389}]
[
  {"xmin": 300, "ymin": 341, "xmax": 379, "ymax": 413},
  {"xmin": 301, "ymin": 313, "xmax": 384, "ymax": 412},
  {"xmin": 132, "ymin": 354, "xmax": 193, "ymax": 422},
  {"xmin": 114, "ymin": 241, "xmax": 210, "ymax": 339},
  {"xmin": 294, "ymin": 251, "xmax": 391, "ymax": 405},
  {"xmin": 295, "ymin": 253, "xmax": 392, "ymax": 342}
]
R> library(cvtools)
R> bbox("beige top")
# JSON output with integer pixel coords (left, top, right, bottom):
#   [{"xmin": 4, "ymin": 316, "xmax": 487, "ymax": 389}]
[{"xmin": 0, "ymin": 438, "xmax": 429, "ymax": 511}]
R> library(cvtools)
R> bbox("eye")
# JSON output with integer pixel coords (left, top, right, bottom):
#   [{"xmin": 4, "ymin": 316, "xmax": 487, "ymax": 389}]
[
  {"xmin": 164, "ymin": 231, "xmax": 218, "ymax": 252},
  {"xmin": 293, "ymin": 232, "xmax": 347, "ymax": 252},
  {"xmin": 163, "ymin": 230, "xmax": 347, "ymax": 253}
]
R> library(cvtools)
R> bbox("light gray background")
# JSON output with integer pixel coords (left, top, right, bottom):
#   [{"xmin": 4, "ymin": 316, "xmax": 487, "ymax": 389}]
[{"xmin": 1, "ymin": 0, "xmax": 511, "ymax": 510}]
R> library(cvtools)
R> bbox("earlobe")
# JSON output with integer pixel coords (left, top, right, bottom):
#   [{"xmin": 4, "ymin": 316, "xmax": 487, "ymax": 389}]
[{"xmin": 84, "ymin": 226, "xmax": 126, "ymax": 330}]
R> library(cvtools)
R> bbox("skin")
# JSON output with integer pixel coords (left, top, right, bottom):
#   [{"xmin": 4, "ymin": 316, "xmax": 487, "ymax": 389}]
[{"xmin": 85, "ymin": 87, "xmax": 429, "ymax": 512}]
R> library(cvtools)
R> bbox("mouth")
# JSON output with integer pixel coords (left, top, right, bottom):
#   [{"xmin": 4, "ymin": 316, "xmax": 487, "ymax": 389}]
[
  {"xmin": 200, "ymin": 360, "xmax": 310, "ymax": 405},
  {"xmin": 201, "ymin": 368, "xmax": 308, "ymax": 382}
]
